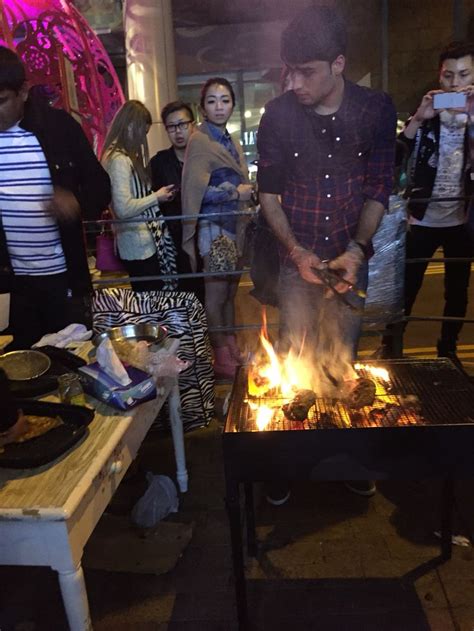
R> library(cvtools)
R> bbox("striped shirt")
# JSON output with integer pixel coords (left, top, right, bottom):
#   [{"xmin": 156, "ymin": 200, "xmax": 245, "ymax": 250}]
[{"xmin": 0, "ymin": 124, "xmax": 66, "ymax": 276}]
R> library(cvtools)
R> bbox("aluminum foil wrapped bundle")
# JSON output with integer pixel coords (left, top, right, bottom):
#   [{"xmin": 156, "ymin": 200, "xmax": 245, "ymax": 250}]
[{"xmin": 363, "ymin": 195, "xmax": 407, "ymax": 329}]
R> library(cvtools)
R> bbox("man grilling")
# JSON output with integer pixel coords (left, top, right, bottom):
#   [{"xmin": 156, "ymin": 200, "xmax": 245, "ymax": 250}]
[{"xmin": 256, "ymin": 5, "xmax": 396, "ymax": 500}]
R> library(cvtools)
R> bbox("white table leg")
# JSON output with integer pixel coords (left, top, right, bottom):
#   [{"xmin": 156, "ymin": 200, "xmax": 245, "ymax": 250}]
[
  {"xmin": 57, "ymin": 562, "xmax": 92, "ymax": 631},
  {"xmin": 168, "ymin": 380, "xmax": 188, "ymax": 493}
]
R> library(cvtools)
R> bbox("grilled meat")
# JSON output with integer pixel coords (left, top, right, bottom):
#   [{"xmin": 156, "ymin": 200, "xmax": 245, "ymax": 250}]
[
  {"xmin": 282, "ymin": 389, "xmax": 317, "ymax": 422},
  {"xmin": 345, "ymin": 377, "xmax": 376, "ymax": 409}
]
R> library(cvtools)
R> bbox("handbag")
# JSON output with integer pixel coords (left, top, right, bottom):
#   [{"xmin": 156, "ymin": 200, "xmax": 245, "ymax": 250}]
[
  {"xmin": 95, "ymin": 210, "xmax": 125, "ymax": 272},
  {"xmin": 208, "ymin": 233, "xmax": 238, "ymax": 273}
]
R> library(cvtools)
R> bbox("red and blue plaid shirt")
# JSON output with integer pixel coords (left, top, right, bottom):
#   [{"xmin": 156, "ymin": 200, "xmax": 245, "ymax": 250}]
[{"xmin": 257, "ymin": 81, "xmax": 396, "ymax": 263}]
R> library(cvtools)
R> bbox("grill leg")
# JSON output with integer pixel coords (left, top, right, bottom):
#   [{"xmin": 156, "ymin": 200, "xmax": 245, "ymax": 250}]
[
  {"xmin": 440, "ymin": 478, "xmax": 454, "ymax": 559},
  {"xmin": 225, "ymin": 479, "xmax": 249, "ymax": 630},
  {"xmin": 244, "ymin": 483, "xmax": 257, "ymax": 557}
]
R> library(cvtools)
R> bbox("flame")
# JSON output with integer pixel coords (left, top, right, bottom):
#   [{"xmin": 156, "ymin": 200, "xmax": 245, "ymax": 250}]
[
  {"xmin": 247, "ymin": 310, "xmax": 402, "ymax": 431},
  {"xmin": 248, "ymin": 400, "xmax": 275, "ymax": 431},
  {"xmin": 248, "ymin": 308, "xmax": 313, "ymax": 400}
]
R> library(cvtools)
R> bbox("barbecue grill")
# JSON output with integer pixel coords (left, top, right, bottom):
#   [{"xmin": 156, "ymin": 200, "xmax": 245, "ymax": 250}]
[{"xmin": 223, "ymin": 359, "xmax": 474, "ymax": 630}]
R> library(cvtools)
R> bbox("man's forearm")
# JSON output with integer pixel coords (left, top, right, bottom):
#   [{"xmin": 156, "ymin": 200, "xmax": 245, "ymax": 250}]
[
  {"xmin": 403, "ymin": 116, "xmax": 423, "ymax": 140},
  {"xmin": 259, "ymin": 192, "xmax": 299, "ymax": 253},
  {"xmin": 354, "ymin": 199, "xmax": 385, "ymax": 245}
]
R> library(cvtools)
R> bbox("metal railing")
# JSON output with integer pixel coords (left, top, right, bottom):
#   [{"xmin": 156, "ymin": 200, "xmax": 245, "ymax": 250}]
[{"xmin": 85, "ymin": 201, "xmax": 474, "ymax": 345}]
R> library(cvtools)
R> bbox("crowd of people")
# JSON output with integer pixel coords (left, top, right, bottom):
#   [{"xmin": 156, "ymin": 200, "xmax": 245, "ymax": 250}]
[{"xmin": 1, "ymin": 4, "xmax": 473, "ymax": 385}]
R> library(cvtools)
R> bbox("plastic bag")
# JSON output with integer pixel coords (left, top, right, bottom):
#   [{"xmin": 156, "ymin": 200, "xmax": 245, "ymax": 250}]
[{"xmin": 131, "ymin": 473, "xmax": 179, "ymax": 528}]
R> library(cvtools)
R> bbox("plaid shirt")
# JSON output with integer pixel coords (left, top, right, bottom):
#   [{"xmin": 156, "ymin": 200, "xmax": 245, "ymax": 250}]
[{"xmin": 257, "ymin": 81, "xmax": 396, "ymax": 262}]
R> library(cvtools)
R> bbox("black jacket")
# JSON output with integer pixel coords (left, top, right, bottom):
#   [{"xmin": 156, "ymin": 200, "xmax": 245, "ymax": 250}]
[
  {"xmin": 150, "ymin": 146, "xmax": 183, "ymax": 248},
  {"xmin": 399, "ymin": 114, "xmax": 473, "ymax": 220},
  {"xmin": 0, "ymin": 98, "xmax": 111, "ymax": 295}
]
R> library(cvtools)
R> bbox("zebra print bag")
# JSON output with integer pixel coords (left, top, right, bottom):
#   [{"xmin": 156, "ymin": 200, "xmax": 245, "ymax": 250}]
[{"xmin": 92, "ymin": 288, "xmax": 214, "ymax": 431}]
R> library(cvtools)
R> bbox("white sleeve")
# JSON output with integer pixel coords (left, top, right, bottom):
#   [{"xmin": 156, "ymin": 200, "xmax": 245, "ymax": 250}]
[{"xmin": 106, "ymin": 154, "xmax": 158, "ymax": 218}]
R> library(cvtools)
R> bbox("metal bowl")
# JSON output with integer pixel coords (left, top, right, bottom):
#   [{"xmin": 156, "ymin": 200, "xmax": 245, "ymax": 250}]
[
  {"xmin": 0, "ymin": 350, "xmax": 51, "ymax": 381},
  {"xmin": 92, "ymin": 323, "xmax": 168, "ymax": 348}
]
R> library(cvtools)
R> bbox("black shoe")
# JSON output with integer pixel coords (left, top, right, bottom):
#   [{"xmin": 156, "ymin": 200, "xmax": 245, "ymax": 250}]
[
  {"xmin": 265, "ymin": 481, "xmax": 291, "ymax": 506},
  {"xmin": 437, "ymin": 340, "xmax": 463, "ymax": 371},
  {"xmin": 345, "ymin": 480, "xmax": 376, "ymax": 497}
]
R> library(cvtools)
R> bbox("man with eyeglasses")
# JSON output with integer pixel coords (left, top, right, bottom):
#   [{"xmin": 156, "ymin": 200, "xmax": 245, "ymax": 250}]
[{"xmin": 151, "ymin": 101, "xmax": 201, "ymax": 295}]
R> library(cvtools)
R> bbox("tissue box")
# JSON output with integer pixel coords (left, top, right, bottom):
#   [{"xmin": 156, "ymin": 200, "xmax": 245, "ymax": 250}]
[{"xmin": 78, "ymin": 362, "xmax": 156, "ymax": 410}]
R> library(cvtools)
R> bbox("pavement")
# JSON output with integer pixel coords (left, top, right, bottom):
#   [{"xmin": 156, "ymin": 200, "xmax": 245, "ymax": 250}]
[{"xmin": 1, "ymin": 270, "xmax": 474, "ymax": 630}]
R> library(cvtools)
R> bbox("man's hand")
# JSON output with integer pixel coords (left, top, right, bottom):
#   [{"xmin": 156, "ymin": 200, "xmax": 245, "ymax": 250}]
[
  {"xmin": 327, "ymin": 244, "xmax": 364, "ymax": 293},
  {"xmin": 413, "ymin": 89, "xmax": 444, "ymax": 122},
  {"xmin": 290, "ymin": 246, "xmax": 326, "ymax": 285},
  {"xmin": 46, "ymin": 186, "xmax": 81, "ymax": 222}
]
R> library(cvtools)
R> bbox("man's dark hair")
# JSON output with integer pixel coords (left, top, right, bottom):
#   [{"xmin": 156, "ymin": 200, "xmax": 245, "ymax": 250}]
[
  {"xmin": 200, "ymin": 77, "xmax": 236, "ymax": 108},
  {"xmin": 439, "ymin": 41, "xmax": 474, "ymax": 68},
  {"xmin": 161, "ymin": 100, "xmax": 195, "ymax": 125},
  {"xmin": 281, "ymin": 5, "xmax": 347, "ymax": 65},
  {"xmin": 0, "ymin": 46, "xmax": 26, "ymax": 92}
]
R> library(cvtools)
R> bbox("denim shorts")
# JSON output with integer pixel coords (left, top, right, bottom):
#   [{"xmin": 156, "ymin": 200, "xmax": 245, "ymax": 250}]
[{"xmin": 198, "ymin": 221, "xmax": 236, "ymax": 258}]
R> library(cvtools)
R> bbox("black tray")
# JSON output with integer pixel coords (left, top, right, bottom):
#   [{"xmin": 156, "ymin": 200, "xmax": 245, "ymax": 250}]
[
  {"xmin": 8, "ymin": 347, "xmax": 87, "ymax": 399},
  {"xmin": 0, "ymin": 400, "xmax": 94, "ymax": 469}
]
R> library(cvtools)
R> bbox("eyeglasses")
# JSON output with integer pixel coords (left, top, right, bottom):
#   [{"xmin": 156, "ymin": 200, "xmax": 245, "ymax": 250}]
[{"xmin": 165, "ymin": 121, "xmax": 193, "ymax": 134}]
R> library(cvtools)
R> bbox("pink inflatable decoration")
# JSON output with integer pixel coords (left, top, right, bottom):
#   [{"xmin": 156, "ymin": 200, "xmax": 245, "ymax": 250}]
[{"xmin": 0, "ymin": 0, "xmax": 124, "ymax": 152}]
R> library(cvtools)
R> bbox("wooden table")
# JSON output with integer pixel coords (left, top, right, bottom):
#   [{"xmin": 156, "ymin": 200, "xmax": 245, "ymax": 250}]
[{"xmin": 0, "ymin": 356, "xmax": 188, "ymax": 630}]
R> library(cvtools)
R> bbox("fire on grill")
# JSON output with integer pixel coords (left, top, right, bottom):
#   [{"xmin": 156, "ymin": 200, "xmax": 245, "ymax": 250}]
[{"xmin": 245, "ymin": 312, "xmax": 423, "ymax": 432}]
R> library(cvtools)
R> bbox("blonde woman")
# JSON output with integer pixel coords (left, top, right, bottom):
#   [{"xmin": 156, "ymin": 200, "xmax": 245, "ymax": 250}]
[{"xmin": 101, "ymin": 100, "xmax": 177, "ymax": 291}]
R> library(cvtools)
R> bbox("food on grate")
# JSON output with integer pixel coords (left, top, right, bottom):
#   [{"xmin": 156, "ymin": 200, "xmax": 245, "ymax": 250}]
[
  {"xmin": 384, "ymin": 404, "xmax": 403, "ymax": 425},
  {"xmin": 318, "ymin": 412, "xmax": 340, "ymax": 429},
  {"xmin": 345, "ymin": 377, "xmax": 376, "ymax": 409},
  {"xmin": 349, "ymin": 410, "xmax": 367, "ymax": 427},
  {"xmin": 282, "ymin": 389, "xmax": 316, "ymax": 422},
  {"xmin": 398, "ymin": 394, "xmax": 422, "ymax": 413},
  {"xmin": 368, "ymin": 408, "xmax": 386, "ymax": 426},
  {"xmin": 15, "ymin": 415, "xmax": 63, "ymax": 443}
]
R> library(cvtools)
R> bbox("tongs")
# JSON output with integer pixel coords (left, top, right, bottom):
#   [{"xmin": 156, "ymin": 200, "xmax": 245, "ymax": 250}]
[{"xmin": 311, "ymin": 266, "xmax": 366, "ymax": 313}]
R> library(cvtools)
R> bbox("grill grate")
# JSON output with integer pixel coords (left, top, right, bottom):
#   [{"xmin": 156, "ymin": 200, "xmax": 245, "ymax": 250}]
[{"xmin": 227, "ymin": 359, "xmax": 474, "ymax": 434}]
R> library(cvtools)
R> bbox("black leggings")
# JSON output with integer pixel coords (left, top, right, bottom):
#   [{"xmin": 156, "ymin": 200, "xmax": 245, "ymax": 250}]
[
  {"xmin": 121, "ymin": 254, "xmax": 166, "ymax": 292},
  {"xmin": 404, "ymin": 224, "xmax": 472, "ymax": 345}
]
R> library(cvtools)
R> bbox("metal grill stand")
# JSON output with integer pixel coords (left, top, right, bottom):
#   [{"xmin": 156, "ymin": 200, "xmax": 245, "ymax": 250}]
[{"xmin": 223, "ymin": 360, "xmax": 474, "ymax": 630}]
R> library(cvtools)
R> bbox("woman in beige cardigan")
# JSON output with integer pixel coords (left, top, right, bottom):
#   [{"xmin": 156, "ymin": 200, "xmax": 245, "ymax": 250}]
[
  {"xmin": 101, "ymin": 100, "xmax": 177, "ymax": 291},
  {"xmin": 182, "ymin": 78, "xmax": 253, "ymax": 379}
]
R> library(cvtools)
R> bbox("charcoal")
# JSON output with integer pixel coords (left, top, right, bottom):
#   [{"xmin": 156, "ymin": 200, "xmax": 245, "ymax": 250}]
[
  {"xmin": 349, "ymin": 411, "xmax": 366, "ymax": 427},
  {"xmin": 368, "ymin": 408, "xmax": 386, "ymax": 425},
  {"xmin": 318, "ymin": 412, "xmax": 339, "ymax": 428},
  {"xmin": 282, "ymin": 389, "xmax": 316, "ymax": 422},
  {"xmin": 384, "ymin": 404, "xmax": 403, "ymax": 425},
  {"xmin": 345, "ymin": 378, "xmax": 376, "ymax": 409}
]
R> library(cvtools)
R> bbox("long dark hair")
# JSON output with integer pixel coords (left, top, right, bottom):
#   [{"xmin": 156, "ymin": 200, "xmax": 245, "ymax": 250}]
[{"xmin": 101, "ymin": 100, "xmax": 152, "ymax": 183}]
